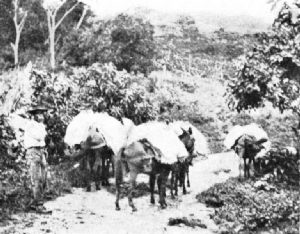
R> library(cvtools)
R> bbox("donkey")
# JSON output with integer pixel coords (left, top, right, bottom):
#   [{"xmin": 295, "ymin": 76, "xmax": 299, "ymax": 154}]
[
  {"xmin": 168, "ymin": 127, "xmax": 196, "ymax": 197},
  {"xmin": 231, "ymin": 134, "xmax": 268, "ymax": 178},
  {"xmin": 115, "ymin": 128, "xmax": 195, "ymax": 212},
  {"xmin": 170, "ymin": 153, "xmax": 196, "ymax": 197},
  {"xmin": 151, "ymin": 127, "xmax": 195, "ymax": 202}
]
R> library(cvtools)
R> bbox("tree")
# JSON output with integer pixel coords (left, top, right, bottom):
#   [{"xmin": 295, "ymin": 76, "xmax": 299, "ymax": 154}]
[
  {"xmin": 104, "ymin": 14, "xmax": 157, "ymax": 75},
  {"xmin": 0, "ymin": 0, "xmax": 48, "ymax": 69},
  {"xmin": 60, "ymin": 14, "xmax": 157, "ymax": 75},
  {"xmin": 42, "ymin": 0, "xmax": 83, "ymax": 69},
  {"xmin": 227, "ymin": 1, "xmax": 300, "ymax": 117},
  {"xmin": 176, "ymin": 15, "xmax": 199, "ymax": 40},
  {"xmin": 10, "ymin": 0, "xmax": 27, "ymax": 67}
]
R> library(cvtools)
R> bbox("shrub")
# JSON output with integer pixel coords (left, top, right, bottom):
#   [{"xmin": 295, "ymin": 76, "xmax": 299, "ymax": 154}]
[
  {"xmin": 197, "ymin": 178, "xmax": 299, "ymax": 233},
  {"xmin": 255, "ymin": 147, "xmax": 300, "ymax": 185},
  {"xmin": 0, "ymin": 115, "xmax": 31, "ymax": 220},
  {"xmin": 29, "ymin": 70, "xmax": 72, "ymax": 164},
  {"xmin": 72, "ymin": 63, "xmax": 158, "ymax": 124}
]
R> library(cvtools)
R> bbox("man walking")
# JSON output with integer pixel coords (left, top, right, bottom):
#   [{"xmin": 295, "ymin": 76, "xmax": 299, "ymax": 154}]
[{"xmin": 24, "ymin": 105, "xmax": 50, "ymax": 213}]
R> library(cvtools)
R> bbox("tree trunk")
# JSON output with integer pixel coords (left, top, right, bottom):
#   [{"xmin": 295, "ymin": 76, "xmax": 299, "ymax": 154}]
[
  {"xmin": 75, "ymin": 5, "xmax": 88, "ymax": 30},
  {"xmin": 14, "ymin": 31, "xmax": 20, "ymax": 66},
  {"xmin": 50, "ymin": 29, "xmax": 55, "ymax": 69},
  {"xmin": 46, "ymin": 2, "xmax": 80, "ymax": 70}
]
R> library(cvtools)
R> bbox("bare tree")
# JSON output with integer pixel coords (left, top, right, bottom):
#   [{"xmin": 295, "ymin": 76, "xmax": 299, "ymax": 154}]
[
  {"xmin": 75, "ymin": 4, "xmax": 88, "ymax": 30},
  {"xmin": 43, "ymin": 0, "xmax": 82, "ymax": 69},
  {"xmin": 10, "ymin": 0, "xmax": 27, "ymax": 67}
]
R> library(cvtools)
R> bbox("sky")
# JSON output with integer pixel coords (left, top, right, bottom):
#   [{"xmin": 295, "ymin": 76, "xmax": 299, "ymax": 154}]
[{"xmin": 80, "ymin": 0, "xmax": 280, "ymax": 22}]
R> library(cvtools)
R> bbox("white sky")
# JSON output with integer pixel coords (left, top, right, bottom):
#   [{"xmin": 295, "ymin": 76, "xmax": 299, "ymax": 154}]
[{"xmin": 81, "ymin": 0, "xmax": 279, "ymax": 22}]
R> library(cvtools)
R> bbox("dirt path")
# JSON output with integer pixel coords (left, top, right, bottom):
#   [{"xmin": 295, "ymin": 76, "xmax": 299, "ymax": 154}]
[{"xmin": 1, "ymin": 152, "xmax": 239, "ymax": 234}]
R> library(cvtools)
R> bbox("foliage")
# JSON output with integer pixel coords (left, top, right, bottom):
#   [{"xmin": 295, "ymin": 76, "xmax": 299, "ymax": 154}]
[
  {"xmin": 0, "ymin": 0, "xmax": 48, "ymax": 69},
  {"xmin": 60, "ymin": 14, "xmax": 157, "ymax": 75},
  {"xmin": 72, "ymin": 63, "xmax": 157, "ymax": 124},
  {"xmin": 105, "ymin": 14, "xmax": 156, "ymax": 75},
  {"xmin": 227, "ymin": 2, "xmax": 300, "ymax": 115},
  {"xmin": 0, "ymin": 0, "xmax": 90, "ymax": 69},
  {"xmin": 59, "ymin": 21, "xmax": 108, "ymax": 66},
  {"xmin": 256, "ymin": 146, "xmax": 300, "ymax": 185},
  {"xmin": 196, "ymin": 178, "xmax": 300, "ymax": 233},
  {"xmin": 0, "ymin": 115, "xmax": 31, "ymax": 220},
  {"xmin": 29, "ymin": 70, "xmax": 72, "ymax": 164}
]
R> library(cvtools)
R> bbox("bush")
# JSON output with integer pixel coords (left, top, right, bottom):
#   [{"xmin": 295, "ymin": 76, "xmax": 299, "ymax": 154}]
[
  {"xmin": 29, "ymin": 70, "xmax": 72, "ymax": 164},
  {"xmin": 0, "ymin": 115, "xmax": 31, "ymax": 220},
  {"xmin": 255, "ymin": 147, "xmax": 300, "ymax": 185},
  {"xmin": 197, "ymin": 178, "xmax": 299, "ymax": 233},
  {"xmin": 72, "ymin": 63, "xmax": 158, "ymax": 124}
]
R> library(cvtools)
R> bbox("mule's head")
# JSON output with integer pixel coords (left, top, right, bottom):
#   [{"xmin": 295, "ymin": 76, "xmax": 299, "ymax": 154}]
[{"xmin": 179, "ymin": 127, "xmax": 195, "ymax": 155}]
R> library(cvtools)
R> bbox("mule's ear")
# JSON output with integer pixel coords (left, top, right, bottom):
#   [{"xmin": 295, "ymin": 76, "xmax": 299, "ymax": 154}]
[
  {"xmin": 256, "ymin": 138, "xmax": 268, "ymax": 145},
  {"xmin": 188, "ymin": 127, "xmax": 192, "ymax": 135},
  {"xmin": 181, "ymin": 127, "xmax": 187, "ymax": 134}
]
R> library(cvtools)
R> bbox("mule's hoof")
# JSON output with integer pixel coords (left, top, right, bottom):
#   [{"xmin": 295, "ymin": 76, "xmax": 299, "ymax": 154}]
[
  {"xmin": 86, "ymin": 186, "xmax": 91, "ymax": 192},
  {"xmin": 187, "ymin": 184, "xmax": 190, "ymax": 188},
  {"xmin": 161, "ymin": 204, "xmax": 167, "ymax": 209},
  {"xmin": 183, "ymin": 190, "xmax": 187, "ymax": 195},
  {"xmin": 96, "ymin": 185, "xmax": 101, "ymax": 191},
  {"xmin": 150, "ymin": 198, "xmax": 155, "ymax": 204},
  {"xmin": 132, "ymin": 207, "xmax": 137, "ymax": 212},
  {"xmin": 116, "ymin": 206, "xmax": 121, "ymax": 211}
]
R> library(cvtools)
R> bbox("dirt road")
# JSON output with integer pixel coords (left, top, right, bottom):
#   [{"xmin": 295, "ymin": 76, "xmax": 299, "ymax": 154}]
[{"xmin": 1, "ymin": 152, "xmax": 239, "ymax": 234}]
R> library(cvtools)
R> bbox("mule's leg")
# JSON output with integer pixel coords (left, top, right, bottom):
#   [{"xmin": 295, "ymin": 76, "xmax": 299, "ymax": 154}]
[
  {"xmin": 170, "ymin": 171, "xmax": 175, "ymax": 199},
  {"xmin": 115, "ymin": 157, "xmax": 123, "ymax": 211},
  {"xmin": 95, "ymin": 164, "xmax": 101, "ymax": 190},
  {"xmin": 182, "ymin": 165, "xmax": 187, "ymax": 195},
  {"xmin": 111, "ymin": 158, "xmax": 115, "ymax": 177},
  {"xmin": 174, "ymin": 171, "xmax": 179, "ymax": 196},
  {"xmin": 157, "ymin": 175, "xmax": 161, "ymax": 196},
  {"xmin": 115, "ymin": 179, "xmax": 121, "ymax": 210},
  {"xmin": 179, "ymin": 169, "xmax": 183, "ymax": 187},
  {"xmin": 244, "ymin": 158, "xmax": 250, "ymax": 178},
  {"xmin": 128, "ymin": 171, "xmax": 138, "ymax": 212},
  {"xmin": 85, "ymin": 158, "xmax": 92, "ymax": 192},
  {"xmin": 149, "ymin": 174, "xmax": 156, "ymax": 204},
  {"xmin": 158, "ymin": 169, "xmax": 170, "ymax": 209},
  {"xmin": 101, "ymin": 156, "xmax": 106, "ymax": 186},
  {"xmin": 238, "ymin": 157, "xmax": 243, "ymax": 180},
  {"xmin": 186, "ymin": 166, "xmax": 190, "ymax": 188},
  {"xmin": 249, "ymin": 157, "xmax": 255, "ymax": 178},
  {"xmin": 103, "ymin": 156, "xmax": 110, "ymax": 186}
]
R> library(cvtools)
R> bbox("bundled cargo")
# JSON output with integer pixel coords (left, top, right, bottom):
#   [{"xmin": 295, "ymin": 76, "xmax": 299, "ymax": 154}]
[
  {"xmin": 64, "ymin": 110, "xmax": 127, "ymax": 155},
  {"xmin": 224, "ymin": 123, "xmax": 271, "ymax": 158},
  {"xmin": 126, "ymin": 122, "xmax": 189, "ymax": 164}
]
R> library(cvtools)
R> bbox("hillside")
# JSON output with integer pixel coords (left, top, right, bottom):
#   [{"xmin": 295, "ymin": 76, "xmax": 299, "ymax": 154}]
[{"xmin": 125, "ymin": 7, "xmax": 271, "ymax": 34}]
